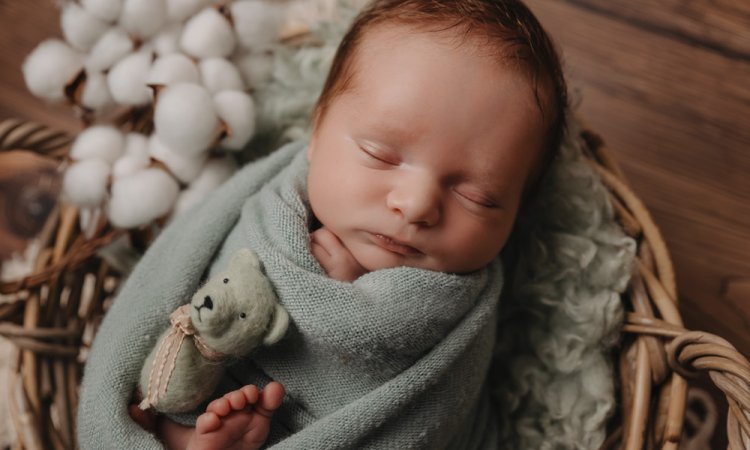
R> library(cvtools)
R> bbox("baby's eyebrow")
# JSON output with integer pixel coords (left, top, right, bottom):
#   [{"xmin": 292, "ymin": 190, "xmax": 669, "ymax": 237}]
[{"xmin": 367, "ymin": 118, "xmax": 414, "ymax": 141}]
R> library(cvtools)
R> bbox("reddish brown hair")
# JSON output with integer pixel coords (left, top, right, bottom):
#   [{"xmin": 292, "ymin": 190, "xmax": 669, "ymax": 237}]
[{"xmin": 314, "ymin": 0, "xmax": 568, "ymax": 176}]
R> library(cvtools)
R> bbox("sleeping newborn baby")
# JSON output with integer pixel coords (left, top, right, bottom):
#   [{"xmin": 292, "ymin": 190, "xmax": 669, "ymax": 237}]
[{"xmin": 78, "ymin": 0, "xmax": 568, "ymax": 448}]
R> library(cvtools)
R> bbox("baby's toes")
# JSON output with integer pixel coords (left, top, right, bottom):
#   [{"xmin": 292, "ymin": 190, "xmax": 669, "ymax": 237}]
[
  {"xmin": 240, "ymin": 385, "xmax": 259, "ymax": 405},
  {"xmin": 225, "ymin": 389, "xmax": 249, "ymax": 410},
  {"xmin": 206, "ymin": 397, "xmax": 232, "ymax": 416},
  {"xmin": 256, "ymin": 382, "xmax": 285, "ymax": 418},
  {"xmin": 195, "ymin": 411, "xmax": 221, "ymax": 434}
]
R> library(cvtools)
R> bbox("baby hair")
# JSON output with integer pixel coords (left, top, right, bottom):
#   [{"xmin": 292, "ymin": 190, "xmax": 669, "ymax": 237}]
[{"xmin": 314, "ymin": 0, "xmax": 568, "ymax": 190}]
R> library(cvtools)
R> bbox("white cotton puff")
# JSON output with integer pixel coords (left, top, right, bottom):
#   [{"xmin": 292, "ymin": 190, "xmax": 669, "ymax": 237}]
[
  {"xmin": 147, "ymin": 53, "xmax": 200, "ymax": 86},
  {"xmin": 230, "ymin": 1, "xmax": 284, "ymax": 51},
  {"xmin": 213, "ymin": 90, "xmax": 256, "ymax": 150},
  {"xmin": 165, "ymin": 0, "xmax": 213, "ymax": 23},
  {"xmin": 107, "ymin": 51, "xmax": 153, "ymax": 105},
  {"xmin": 149, "ymin": 135, "xmax": 207, "ymax": 183},
  {"xmin": 198, "ymin": 58, "xmax": 244, "ymax": 94},
  {"xmin": 189, "ymin": 154, "xmax": 236, "ymax": 192},
  {"xmin": 123, "ymin": 132, "xmax": 150, "ymax": 159},
  {"xmin": 232, "ymin": 52, "xmax": 273, "ymax": 89},
  {"xmin": 173, "ymin": 154, "xmax": 237, "ymax": 216},
  {"xmin": 180, "ymin": 8, "xmax": 235, "ymax": 58},
  {"xmin": 119, "ymin": 0, "xmax": 167, "ymax": 39},
  {"xmin": 108, "ymin": 168, "xmax": 180, "ymax": 228},
  {"xmin": 63, "ymin": 159, "xmax": 111, "ymax": 207},
  {"xmin": 85, "ymin": 28, "xmax": 134, "ymax": 72},
  {"xmin": 113, "ymin": 132, "xmax": 151, "ymax": 178},
  {"xmin": 61, "ymin": 3, "xmax": 110, "ymax": 52},
  {"xmin": 150, "ymin": 23, "xmax": 183, "ymax": 56},
  {"xmin": 81, "ymin": 0, "xmax": 122, "ymax": 22},
  {"xmin": 154, "ymin": 83, "xmax": 219, "ymax": 156},
  {"xmin": 80, "ymin": 71, "xmax": 114, "ymax": 112},
  {"xmin": 70, "ymin": 125, "xmax": 125, "ymax": 163},
  {"xmin": 112, "ymin": 153, "xmax": 149, "ymax": 179},
  {"xmin": 22, "ymin": 39, "xmax": 84, "ymax": 102}
]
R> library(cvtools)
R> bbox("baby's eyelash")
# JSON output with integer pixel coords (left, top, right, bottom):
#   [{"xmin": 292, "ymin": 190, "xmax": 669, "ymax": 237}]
[
  {"xmin": 360, "ymin": 146, "xmax": 397, "ymax": 165},
  {"xmin": 454, "ymin": 189, "xmax": 498, "ymax": 209}
]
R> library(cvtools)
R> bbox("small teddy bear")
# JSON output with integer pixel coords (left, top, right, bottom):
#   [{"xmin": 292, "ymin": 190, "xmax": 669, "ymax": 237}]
[{"xmin": 138, "ymin": 248, "xmax": 288, "ymax": 413}]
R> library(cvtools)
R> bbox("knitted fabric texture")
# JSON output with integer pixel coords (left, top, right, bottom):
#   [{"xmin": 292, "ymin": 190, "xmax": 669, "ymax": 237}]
[{"xmin": 77, "ymin": 141, "xmax": 505, "ymax": 449}]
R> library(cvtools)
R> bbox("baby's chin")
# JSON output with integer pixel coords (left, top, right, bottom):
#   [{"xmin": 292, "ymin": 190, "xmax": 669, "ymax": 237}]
[
  {"xmin": 349, "ymin": 242, "xmax": 444, "ymax": 273},
  {"xmin": 352, "ymin": 244, "xmax": 488, "ymax": 275}
]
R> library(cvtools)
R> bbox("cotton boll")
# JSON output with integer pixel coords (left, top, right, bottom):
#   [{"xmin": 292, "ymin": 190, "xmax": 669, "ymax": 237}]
[
  {"xmin": 112, "ymin": 153, "xmax": 149, "ymax": 179},
  {"xmin": 63, "ymin": 159, "xmax": 111, "ymax": 207},
  {"xmin": 107, "ymin": 51, "xmax": 153, "ymax": 105},
  {"xmin": 189, "ymin": 154, "xmax": 236, "ymax": 192},
  {"xmin": 119, "ymin": 0, "xmax": 167, "ymax": 39},
  {"xmin": 81, "ymin": 0, "xmax": 122, "ymax": 22},
  {"xmin": 230, "ymin": 1, "xmax": 284, "ymax": 51},
  {"xmin": 61, "ymin": 3, "xmax": 110, "ymax": 51},
  {"xmin": 112, "ymin": 133, "xmax": 151, "ymax": 177},
  {"xmin": 180, "ymin": 8, "xmax": 235, "ymax": 58},
  {"xmin": 173, "ymin": 154, "xmax": 237, "ymax": 215},
  {"xmin": 70, "ymin": 125, "xmax": 125, "ymax": 163},
  {"xmin": 86, "ymin": 28, "xmax": 134, "ymax": 72},
  {"xmin": 165, "ymin": 0, "xmax": 213, "ymax": 23},
  {"xmin": 23, "ymin": 39, "xmax": 84, "ymax": 101},
  {"xmin": 148, "ymin": 53, "xmax": 200, "ymax": 86},
  {"xmin": 108, "ymin": 168, "xmax": 180, "ymax": 228},
  {"xmin": 212, "ymin": 90, "xmax": 256, "ymax": 150},
  {"xmin": 149, "ymin": 135, "xmax": 207, "ymax": 183},
  {"xmin": 80, "ymin": 71, "xmax": 114, "ymax": 111},
  {"xmin": 154, "ymin": 83, "xmax": 219, "ymax": 156},
  {"xmin": 150, "ymin": 23, "xmax": 183, "ymax": 56},
  {"xmin": 232, "ymin": 52, "xmax": 273, "ymax": 89},
  {"xmin": 198, "ymin": 58, "xmax": 244, "ymax": 93},
  {"xmin": 123, "ymin": 132, "xmax": 150, "ymax": 159}
]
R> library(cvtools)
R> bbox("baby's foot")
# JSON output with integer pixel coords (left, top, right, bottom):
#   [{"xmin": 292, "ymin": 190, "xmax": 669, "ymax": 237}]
[{"xmin": 187, "ymin": 382, "xmax": 285, "ymax": 450}]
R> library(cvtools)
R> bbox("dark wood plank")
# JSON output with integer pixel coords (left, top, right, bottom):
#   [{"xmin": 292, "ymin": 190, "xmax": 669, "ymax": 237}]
[
  {"xmin": 524, "ymin": 0, "xmax": 750, "ymax": 359},
  {"xmin": 0, "ymin": 1, "xmax": 80, "ymax": 133},
  {"xmin": 564, "ymin": 0, "xmax": 750, "ymax": 61}
]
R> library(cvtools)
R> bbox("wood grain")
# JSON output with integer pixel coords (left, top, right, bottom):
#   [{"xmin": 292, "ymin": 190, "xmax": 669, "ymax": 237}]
[
  {"xmin": 0, "ymin": 1, "xmax": 80, "ymax": 134},
  {"xmin": 564, "ymin": 0, "xmax": 750, "ymax": 61},
  {"xmin": 524, "ymin": 0, "xmax": 750, "ymax": 362}
]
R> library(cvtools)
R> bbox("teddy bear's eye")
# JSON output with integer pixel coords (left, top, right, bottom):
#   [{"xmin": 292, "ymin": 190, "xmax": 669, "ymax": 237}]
[
  {"xmin": 239, "ymin": 312, "xmax": 246, "ymax": 319},
  {"xmin": 223, "ymin": 278, "xmax": 229, "ymax": 284}
]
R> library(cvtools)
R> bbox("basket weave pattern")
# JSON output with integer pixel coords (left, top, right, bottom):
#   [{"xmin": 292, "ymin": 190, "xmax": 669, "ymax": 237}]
[{"xmin": 0, "ymin": 119, "xmax": 748, "ymax": 449}]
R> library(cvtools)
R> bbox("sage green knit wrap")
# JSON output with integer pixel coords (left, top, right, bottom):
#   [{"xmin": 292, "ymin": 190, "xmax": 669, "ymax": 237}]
[{"xmin": 77, "ymin": 140, "xmax": 506, "ymax": 449}]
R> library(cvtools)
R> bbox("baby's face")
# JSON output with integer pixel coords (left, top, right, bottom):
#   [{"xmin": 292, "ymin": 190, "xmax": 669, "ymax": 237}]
[{"xmin": 307, "ymin": 24, "xmax": 546, "ymax": 274}]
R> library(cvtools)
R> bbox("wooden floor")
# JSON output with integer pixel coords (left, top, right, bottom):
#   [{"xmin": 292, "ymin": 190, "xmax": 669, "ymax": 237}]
[
  {"xmin": 1, "ymin": 0, "xmax": 749, "ymax": 446},
  {"xmin": 522, "ymin": 0, "xmax": 750, "ymax": 357}
]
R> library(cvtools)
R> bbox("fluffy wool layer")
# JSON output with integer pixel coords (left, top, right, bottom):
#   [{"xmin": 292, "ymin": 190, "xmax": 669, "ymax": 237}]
[
  {"xmin": 250, "ymin": 3, "xmax": 634, "ymax": 447},
  {"xmin": 491, "ymin": 116, "xmax": 635, "ymax": 449}
]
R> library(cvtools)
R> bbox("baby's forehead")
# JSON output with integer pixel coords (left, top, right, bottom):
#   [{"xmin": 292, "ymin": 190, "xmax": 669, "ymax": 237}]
[{"xmin": 343, "ymin": 23, "xmax": 531, "ymax": 98}]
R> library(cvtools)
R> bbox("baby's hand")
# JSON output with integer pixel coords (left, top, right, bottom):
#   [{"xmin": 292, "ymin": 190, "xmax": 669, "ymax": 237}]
[{"xmin": 310, "ymin": 227, "xmax": 367, "ymax": 282}]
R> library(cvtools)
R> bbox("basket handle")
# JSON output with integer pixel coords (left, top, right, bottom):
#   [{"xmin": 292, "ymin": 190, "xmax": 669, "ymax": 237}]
[{"xmin": 623, "ymin": 316, "xmax": 750, "ymax": 449}]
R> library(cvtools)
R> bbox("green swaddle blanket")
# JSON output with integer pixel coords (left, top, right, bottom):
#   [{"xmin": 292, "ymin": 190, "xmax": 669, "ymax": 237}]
[{"xmin": 77, "ymin": 140, "xmax": 505, "ymax": 449}]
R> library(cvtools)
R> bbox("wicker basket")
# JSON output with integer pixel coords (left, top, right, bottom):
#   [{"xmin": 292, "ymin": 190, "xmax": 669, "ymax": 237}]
[{"xmin": 1, "ymin": 118, "xmax": 749, "ymax": 450}]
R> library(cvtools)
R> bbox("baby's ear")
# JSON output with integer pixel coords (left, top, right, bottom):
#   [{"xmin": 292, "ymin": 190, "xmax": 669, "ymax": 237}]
[{"xmin": 263, "ymin": 304, "xmax": 289, "ymax": 346}]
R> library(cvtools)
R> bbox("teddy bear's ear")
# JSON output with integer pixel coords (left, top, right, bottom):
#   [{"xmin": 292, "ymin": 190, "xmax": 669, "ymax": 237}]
[
  {"xmin": 229, "ymin": 248, "xmax": 262, "ymax": 270},
  {"xmin": 263, "ymin": 304, "xmax": 289, "ymax": 346}
]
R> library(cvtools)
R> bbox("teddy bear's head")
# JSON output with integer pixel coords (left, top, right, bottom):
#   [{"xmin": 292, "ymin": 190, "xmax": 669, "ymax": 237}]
[{"xmin": 189, "ymin": 248, "xmax": 288, "ymax": 357}]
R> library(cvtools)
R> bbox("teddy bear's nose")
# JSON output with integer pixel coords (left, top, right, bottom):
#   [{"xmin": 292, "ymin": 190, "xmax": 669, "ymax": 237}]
[{"xmin": 203, "ymin": 295, "xmax": 213, "ymax": 310}]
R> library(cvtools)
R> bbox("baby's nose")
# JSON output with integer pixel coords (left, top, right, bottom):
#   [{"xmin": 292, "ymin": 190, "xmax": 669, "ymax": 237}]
[{"xmin": 386, "ymin": 175, "xmax": 441, "ymax": 226}]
